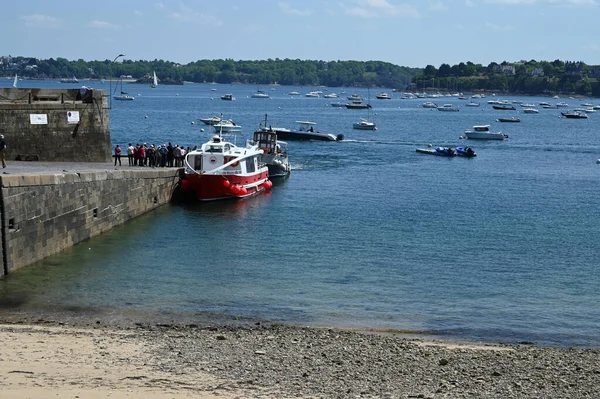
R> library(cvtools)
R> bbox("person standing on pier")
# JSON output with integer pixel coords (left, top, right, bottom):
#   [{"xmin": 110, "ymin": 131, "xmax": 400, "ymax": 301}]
[
  {"xmin": 0, "ymin": 135, "xmax": 6, "ymax": 168},
  {"xmin": 114, "ymin": 144, "xmax": 122, "ymax": 166},
  {"xmin": 127, "ymin": 143, "xmax": 134, "ymax": 166}
]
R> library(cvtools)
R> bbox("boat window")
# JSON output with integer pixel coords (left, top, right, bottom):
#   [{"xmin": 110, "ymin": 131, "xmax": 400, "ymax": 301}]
[
  {"xmin": 245, "ymin": 157, "xmax": 255, "ymax": 173},
  {"xmin": 192, "ymin": 155, "xmax": 202, "ymax": 170},
  {"xmin": 207, "ymin": 145, "xmax": 222, "ymax": 153},
  {"xmin": 224, "ymin": 144, "xmax": 231, "ymax": 152}
]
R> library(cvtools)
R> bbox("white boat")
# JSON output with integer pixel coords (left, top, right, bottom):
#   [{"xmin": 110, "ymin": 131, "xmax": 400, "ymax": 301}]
[
  {"xmin": 251, "ymin": 89, "xmax": 270, "ymax": 98},
  {"xmin": 422, "ymin": 101, "xmax": 438, "ymax": 108},
  {"xmin": 150, "ymin": 71, "xmax": 158, "ymax": 88},
  {"xmin": 463, "ymin": 125, "xmax": 508, "ymax": 140},
  {"xmin": 557, "ymin": 102, "xmax": 569, "ymax": 108},
  {"xmin": 305, "ymin": 91, "xmax": 320, "ymax": 98},
  {"xmin": 376, "ymin": 93, "xmax": 392, "ymax": 100},
  {"xmin": 181, "ymin": 135, "xmax": 272, "ymax": 201},
  {"xmin": 520, "ymin": 103, "xmax": 536, "ymax": 108},
  {"xmin": 213, "ymin": 119, "xmax": 242, "ymax": 133},
  {"xmin": 220, "ymin": 93, "xmax": 235, "ymax": 101},
  {"xmin": 437, "ymin": 104, "xmax": 459, "ymax": 112},
  {"xmin": 59, "ymin": 76, "xmax": 79, "ymax": 83},
  {"xmin": 347, "ymin": 94, "xmax": 362, "ymax": 101},
  {"xmin": 288, "ymin": 91, "xmax": 301, "ymax": 96},
  {"xmin": 12, "ymin": 74, "xmax": 17, "ymax": 88},
  {"xmin": 465, "ymin": 101, "xmax": 480, "ymax": 107},
  {"xmin": 523, "ymin": 108, "xmax": 539, "ymax": 114},
  {"xmin": 323, "ymin": 93, "xmax": 338, "ymax": 98},
  {"xmin": 352, "ymin": 118, "xmax": 377, "ymax": 130},
  {"xmin": 198, "ymin": 116, "xmax": 222, "ymax": 125}
]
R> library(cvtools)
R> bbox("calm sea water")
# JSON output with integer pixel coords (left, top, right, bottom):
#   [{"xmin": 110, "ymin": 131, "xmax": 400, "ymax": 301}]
[{"xmin": 1, "ymin": 78, "xmax": 600, "ymax": 347}]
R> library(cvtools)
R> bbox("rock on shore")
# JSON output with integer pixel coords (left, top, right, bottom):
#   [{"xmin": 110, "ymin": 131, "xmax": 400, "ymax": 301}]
[{"xmin": 137, "ymin": 323, "xmax": 600, "ymax": 398}]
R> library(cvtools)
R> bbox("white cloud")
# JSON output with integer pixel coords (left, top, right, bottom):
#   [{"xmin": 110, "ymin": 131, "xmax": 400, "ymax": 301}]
[
  {"xmin": 20, "ymin": 14, "xmax": 61, "ymax": 28},
  {"xmin": 486, "ymin": 21, "xmax": 516, "ymax": 30},
  {"xmin": 341, "ymin": 0, "xmax": 420, "ymax": 18},
  {"xmin": 88, "ymin": 20, "xmax": 119, "ymax": 30},
  {"xmin": 278, "ymin": 2, "xmax": 312, "ymax": 16},
  {"xmin": 168, "ymin": 3, "xmax": 223, "ymax": 26}
]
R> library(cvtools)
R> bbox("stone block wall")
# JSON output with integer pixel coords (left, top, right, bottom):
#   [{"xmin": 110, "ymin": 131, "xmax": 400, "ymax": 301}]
[
  {"xmin": 0, "ymin": 169, "xmax": 180, "ymax": 276},
  {"xmin": 0, "ymin": 88, "xmax": 111, "ymax": 162}
]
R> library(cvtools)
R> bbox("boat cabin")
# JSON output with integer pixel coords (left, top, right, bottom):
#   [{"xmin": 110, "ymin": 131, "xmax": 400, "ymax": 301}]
[
  {"xmin": 296, "ymin": 121, "xmax": 317, "ymax": 132},
  {"xmin": 472, "ymin": 125, "xmax": 490, "ymax": 132},
  {"xmin": 186, "ymin": 135, "xmax": 260, "ymax": 175}
]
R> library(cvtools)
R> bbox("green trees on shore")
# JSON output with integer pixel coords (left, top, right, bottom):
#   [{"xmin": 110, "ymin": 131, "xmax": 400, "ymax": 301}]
[
  {"xmin": 2, "ymin": 56, "xmax": 599, "ymax": 96},
  {"xmin": 413, "ymin": 60, "xmax": 600, "ymax": 96}
]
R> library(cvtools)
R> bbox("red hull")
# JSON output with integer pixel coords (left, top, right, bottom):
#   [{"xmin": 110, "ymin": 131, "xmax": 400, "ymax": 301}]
[{"xmin": 181, "ymin": 170, "xmax": 271, "ymax": 201}]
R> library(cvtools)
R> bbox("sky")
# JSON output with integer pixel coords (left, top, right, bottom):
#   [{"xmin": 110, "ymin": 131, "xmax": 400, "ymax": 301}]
[{"xmin": 2, "ymin": 0, "xmax": 599, "ymax": 68}]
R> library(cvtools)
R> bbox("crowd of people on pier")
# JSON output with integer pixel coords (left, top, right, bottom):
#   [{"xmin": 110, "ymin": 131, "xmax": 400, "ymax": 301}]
[{"xmin": 113, "ymin": 142, "xmax": 196, "ymax": 167}]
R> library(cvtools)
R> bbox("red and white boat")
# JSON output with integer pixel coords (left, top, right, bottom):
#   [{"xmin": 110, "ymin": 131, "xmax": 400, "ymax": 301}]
[{"xmin": 181, "ymin": 134, "xmax": 272, "ymax": 201}]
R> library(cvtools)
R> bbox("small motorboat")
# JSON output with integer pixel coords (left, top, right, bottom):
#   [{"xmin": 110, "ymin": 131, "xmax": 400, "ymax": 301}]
[
  {"xmin": 455, "ymin": 146, "xmax": 477, "ymax": 157},
  {"xmin": 493, "ymin": 104, "xmax": 516, "ymax": 110},
  {"xmin": 213, "ymin": 119, "xmax": 242, "ymax": 133},
  {"xmin": 266, "ymin": 121, "xmax": 344, "ymax": 141},
  {"xmin": 220, "ymin": 93, "xmax": 235, "ymax": 101},
  {"xmin": 561, "ymin": 111, "xmax": 588, "ymax": 119},
  {"xmin": 345, "ymin": 100, "xmax": 372, "ymax": 109},
  {"xmin": 199, "ymin": 115, "xmax": 222, "ymax": 125},
  {"xmin": 497, "ymin": 117, "xmax": 521, "ymax": 123},
  {"xmin": 416, "ymin": 146, "xmax": 457, "ymax": 156},
  {"xmin": 437, "ymin": 104, "xmax": 459, "ymax": 112},
  {"xmin": 463, "ymin": 125, "xmax": 508, "ymax": 140},
  {"xmin": 352, "ymin": 118, "xmax": 377, "ymax": 130}
]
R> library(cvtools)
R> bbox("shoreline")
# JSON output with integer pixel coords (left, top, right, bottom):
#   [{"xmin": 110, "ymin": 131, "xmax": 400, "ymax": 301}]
[{"xmin": 1, "ymin": 312, "xmax": 599, "ymax": 398}]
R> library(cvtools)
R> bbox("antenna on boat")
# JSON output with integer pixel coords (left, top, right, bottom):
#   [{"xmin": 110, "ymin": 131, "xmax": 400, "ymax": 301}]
[{"xmin": 218, "ymin": 113, "xmax": 224, "ymax": 138}]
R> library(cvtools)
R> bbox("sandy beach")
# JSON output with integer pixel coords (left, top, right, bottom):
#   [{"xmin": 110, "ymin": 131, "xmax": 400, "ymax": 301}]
[{"xmin": 1, "ymin": 314, "xmax": 599, "ymax": 399}]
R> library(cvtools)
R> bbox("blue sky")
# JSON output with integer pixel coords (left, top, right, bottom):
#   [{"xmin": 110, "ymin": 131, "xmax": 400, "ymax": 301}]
[{"xmin": 3, "ymin": 0, "xmax": 599, "ymax": 68}]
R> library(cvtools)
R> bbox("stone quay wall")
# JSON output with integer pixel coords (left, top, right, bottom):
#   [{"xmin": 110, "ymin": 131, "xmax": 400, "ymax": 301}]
[
  {"xmin": 0, "ymin": 169, "xmax": 180, "ymax": 277},
  {"xmin": 0, "ymin": 88, "xmax": 111, "ymax": 162}
]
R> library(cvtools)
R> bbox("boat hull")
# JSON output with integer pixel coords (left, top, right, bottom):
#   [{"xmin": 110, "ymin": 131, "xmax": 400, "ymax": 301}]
[
  {"xmin": 272, "ymin": 129, "xmax": 343, "ymax": 141},
  {"xmin": 182, "ymin": 170, "xmax": 270, "ymax": 201},
  {"xmin": 465, "ymin": 132, "xmax": 507, "ymax": 140},
  {"xmin": 416, "ymin": 147, "xmax": 456, "ymax": 156}
]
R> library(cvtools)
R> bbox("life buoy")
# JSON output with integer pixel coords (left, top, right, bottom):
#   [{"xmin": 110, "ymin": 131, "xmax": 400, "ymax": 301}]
[{"xmin": 230, "ymin": 159, "xmax": 239, "ymax": 167}]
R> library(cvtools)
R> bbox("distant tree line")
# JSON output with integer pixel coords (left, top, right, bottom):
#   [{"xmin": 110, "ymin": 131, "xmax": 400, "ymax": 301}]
[
  {"xmin": 413, "ymin": 60, "xmax": 600, "ymax": 97},
  {"xmin": 1, "ymin": 57, "xmax": 418, "ymax": 88},
  {"xmin": 2, "ymin": 56, "xmax": 599, "ymax": 96}
]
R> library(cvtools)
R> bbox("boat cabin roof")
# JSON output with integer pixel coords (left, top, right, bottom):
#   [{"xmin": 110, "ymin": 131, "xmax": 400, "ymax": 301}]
[
  {"xmin": 201, "ymin": 135, "xmax": 234, "ymax": 153},
  {"xmin": 295, "ymin": 121, "xmax": 317, "ymax": 126},
  {"xmin": 473, "ymin": 125, "xmax": 490, "ymax": 131}
]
